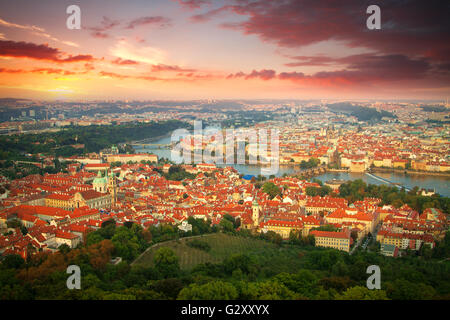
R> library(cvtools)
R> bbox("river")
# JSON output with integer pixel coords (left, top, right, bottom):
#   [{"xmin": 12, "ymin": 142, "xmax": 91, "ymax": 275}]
[{"xmin": 133, "ymin": 135, "xmax": 450, "ymax": 197}]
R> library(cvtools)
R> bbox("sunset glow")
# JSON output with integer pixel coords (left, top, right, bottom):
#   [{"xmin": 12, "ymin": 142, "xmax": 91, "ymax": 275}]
[{"xmin": 0, "ymin": 0, "xmax": 449, "ymax": 100}]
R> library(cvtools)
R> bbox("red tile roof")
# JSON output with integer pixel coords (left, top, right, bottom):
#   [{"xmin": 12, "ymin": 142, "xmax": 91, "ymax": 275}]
[{"xmin": 310, "ymin": 230, "xmax": 350, "ymax": 239}]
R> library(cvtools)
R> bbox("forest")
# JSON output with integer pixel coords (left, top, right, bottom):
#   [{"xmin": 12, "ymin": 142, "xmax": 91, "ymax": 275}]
[
  {"xmin": 0, "ymin": 120, "xmax": 188, "ymax": 160},
  {"xmin": 1, "ymin": 215, "xmax": 449, "ymax": 300},
  {"xmin": 327, "ymin": 103, "xmax": 396, "ymax": 121},
  {"xmin": 338, "ymin": 179, "xmax": 450, "ymax": 214}
]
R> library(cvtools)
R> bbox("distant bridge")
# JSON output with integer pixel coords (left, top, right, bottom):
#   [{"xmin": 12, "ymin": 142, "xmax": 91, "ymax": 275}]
[
  {"xmin": 365, "ymin": 172, "xmax": 410, "ymax": 191},
  {"xmin": 14, "ymin": 160, "xmax": 42, "ymax": 167},
  {"xmin": 293, "ymin": 165, "xmax": 327, "ymax": 177},
  {"xmin": 131, "ymin": 143, "xmax": 172, "ymax": 148}
]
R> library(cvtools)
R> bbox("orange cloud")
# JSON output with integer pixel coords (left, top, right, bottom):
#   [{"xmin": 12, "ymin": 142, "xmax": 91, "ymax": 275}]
[{"xmin": 0, "ymin": 40, "xmax": 94, "ymax": 63}]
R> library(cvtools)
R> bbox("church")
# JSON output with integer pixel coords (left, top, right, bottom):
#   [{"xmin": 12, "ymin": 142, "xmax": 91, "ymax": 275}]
[{"xmin": 92, "ymin": 170, "xmax": 118, "ymax": 206}]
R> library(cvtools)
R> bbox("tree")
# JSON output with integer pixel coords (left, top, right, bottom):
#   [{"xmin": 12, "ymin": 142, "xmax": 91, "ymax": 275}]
[
  {"xmin": 58, "ymin": 244, "xmax": 71, "ymax": 255},
  {"xmin": 103, "ymin": 293, "xmax": 136, "ymax": 300},
  {"xmin": 240, "ymin": 280, "xmax": 298, "ymax": 300},
  {"xmin": 289, "ymin": 230, "xmax": 300, "ymax": 244},
  {"xmin": 299, "ymin": 234, "xmax": 315, "ymax": 246},
  {"xmin": 311, "ymin": 224, "xmax": 338, "ymax": 232},
  {"xmin": 111, "ymin": 226, "xmax": 140, "ymax": 261},
  {"xmin": 350, "ymin": 230, "xmax": 358, "ymax": 243},
  {"xmin": 306, "ymin": 185, "xmax": 332, "ymax": 197},
  {"xmin": 6, "ymin": 219, "xmax": 21, "ymax": 229},
  {"xmin": 300, "ymin": 158, "xmax": 320, "ymax": 169},
  {"xmin": 336, "ymin": 286, "xmax": 388, "ymax": 300},
  {"xmin": 20, "ymin": 226, "xmax": 28, "ymax": 235},
  {"xmin": 142, "ymin": 228, "xmax": 152, "ymax": 243},
  {"xmin": 385, "ymin": 279, "xmax": 436, "ymax": 300},
  {"xmin": 223, "ymin": 254, "xmax": 250, "ymax": 274},
  {"xmin": 274, "ymin": 270, "xmax": 319, "ymax": 298},
  {"xmin": 152, "ymin": 278, "xmax": 184, "ymax": 299},
  {"xmin": 187, "ymin": 216, "xmax": 212, "ymax": 235},
  {"xmin": 219, "ymin": 218, "xmax": 235, "ymax": 233},
  {"xmin": 101, "ymin": 218, "xmax": 116, "ymax": 228},
  {"xmin": 153, "ymin": 247, "xmax": 180, "ymax": 278},
  {"xmin": 223, "ymin": 214, "xmax": 235, "ymax": 224},
  {"xmin": 85, "ymin": 232, "xmax": 104, "ymax": 247},
  {"xmin": 1, "ymin": 254, "xmax": 25, "ymax": 269},
  {"xmin": 262, "ymin": 182, "xmax": 281, "ymax": 199},
  {"xmin": 318, "ymin": 276, "xmax": 356, "ymax": 292},
  {"xmin": 123, "ymin": 221, "xmax": 135, "ymax": 229},
  {"xmin": 177, "ymin": 281, "xmax": 238, "ymax": 300}
]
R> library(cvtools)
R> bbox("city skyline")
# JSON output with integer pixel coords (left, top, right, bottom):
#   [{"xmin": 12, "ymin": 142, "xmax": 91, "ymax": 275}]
[{"xmin": 0, "ymin": 0, "xmax": 449, "ymax": 100}]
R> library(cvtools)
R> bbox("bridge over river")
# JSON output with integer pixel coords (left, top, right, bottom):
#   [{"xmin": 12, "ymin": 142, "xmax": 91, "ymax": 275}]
[
  {"xmin": 291, "ymin": 165, "xmax": 327, "ymax": 178},
  {"xmin": 365, "ymin": 172, "xmax": 411, "ymax": 191},
  {"xmin": 130, "ymin": 142, "xmax": 172, "ymax": 148}
]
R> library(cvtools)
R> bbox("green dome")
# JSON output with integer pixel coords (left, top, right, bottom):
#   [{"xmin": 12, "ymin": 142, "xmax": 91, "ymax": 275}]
[{"xmin": 93, "ymin": 171, "xmax": 107, "ymax": 184}]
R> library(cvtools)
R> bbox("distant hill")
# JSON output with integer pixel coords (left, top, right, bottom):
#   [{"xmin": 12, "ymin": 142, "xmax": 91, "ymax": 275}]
[
  {"xmin": 420, "ymin": 105, "xmax": 448, "ymax": 112},
  {"xmin": 199, "ymin": 101, "xmax": 244, "ymax": 110},
  {"xmin": 327, "ymin": 102, "xmax": 396, "ymax": 121},
  {"xmin": 0, "ymin": 97, "xmax": 31, "ymax": 104}
]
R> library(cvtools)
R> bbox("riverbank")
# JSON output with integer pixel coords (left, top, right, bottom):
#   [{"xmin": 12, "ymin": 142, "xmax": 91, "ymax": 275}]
[
  {"xmin": 371, "ymin": 167, "xmax": 450, "ymax": 177},
  {"xmin": 134, "ymin": 134, "xmax": 450, "ymax": 197},
  {"xmin": 128, "ymin": 132, "xmax": 173, "ymax": 145},
  {"xmin": 327, "ymin": 168, "xmax": 349, "ymax": 172}
]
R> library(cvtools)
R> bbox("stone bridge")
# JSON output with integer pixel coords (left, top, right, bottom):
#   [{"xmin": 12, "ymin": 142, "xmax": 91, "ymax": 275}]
[{"xmin": 293, "ymin": 165, "xmax": 327, "ymax": 178}]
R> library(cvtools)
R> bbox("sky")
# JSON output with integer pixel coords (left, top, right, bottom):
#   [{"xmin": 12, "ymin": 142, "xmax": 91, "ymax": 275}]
[{"xmin": 0, "ymin": 0, "xmax": 449, "ymax": 101}]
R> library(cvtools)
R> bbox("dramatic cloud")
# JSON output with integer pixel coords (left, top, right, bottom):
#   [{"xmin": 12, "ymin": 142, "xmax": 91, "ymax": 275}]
[
  {"xmin": 112, "ymin": 58, "xmax": 139, "ymax": 65},
  {"xmin": 0, "ymin": 68, "xmax": 24, "ymax": 73},
  {"xmin": 0, "ymin": 18, "xmax": 44, "ymax": 33},
  {"xmin": 227, "ymin": 69, "xmax": 276, "ymax": 80},
  {"xmin": 176, "ymin": 0, "xmax": 212, "ymax": 9},
  {"xmin": 277, "ymin": 71, "xmax": 306, "ymax": 80},
  {"xmin": 285, "ymin": 54, "xmax": 431, "ymax": 79},
  {"xmin": 196, "ymin": 0, "xmax": 449, "ymax": 64},
  {"xmin": 0, "ymin": 1, "xmax": 447, "ymax": 99},
  {"xmin": 99, "ymin": 71, "xmax": 130, "ymax": 79},
  {"xmin": 84, "ymin": 63, "xmax": 95, "ymax": 72},
  {"xmin": 98, "ymin": 71, "xmax": 180, "ymax": 82},
  {"xmin": 190, "ymin": 6, "xmax": 230, "ymax": 22},
  {"xmin": 91, "ymin": 32, "xmax": 110, "ymax": 39},
  {"xmin": 0, "ymin": 40, "xmax": 94, "ymax": 63},
  {"xmin": 0, "ymin": 67, "xmax": 77, "ymax": 75},
  {"xmin": 126, "ymin": 16, "xmax": 172, "ymax": 29},
  {"xmin": 285, "ymin": 55, "xmax": 340, "ymax": 67},
  {"xmin": 86, "ymin": 16, "xmax": 121, "ymax": 39},
  {"xmin": 340, "ymin": 54, "xmax": 430, "ymax": 80},
  {"xmin": 226, "ymin": 71, "xmax": 245, "ymax": 79},
  {"xmin": 245, "ymin": 69, "xmax": 276, "ymax": 80},
  {"xmin": 61, "ymin": 55, "xmax": 94, "ymax": 63},
  {"xmin": 31, "ymin": 68, "xmax": 77, "ymax": 75},
  {"xmin": 0, "ymin": 18, "xmax": 78, "ymax": 47},
  {"xmin": 228, "ymin": 54, "xmax": 432, "ymax": 84},
  {"xmin": 87, "ymin": 15, "xmax": 171, "ymax": 39},
  {"xmin": 151, "ymin": 64, "xmax": 196, "ymax": 72}
]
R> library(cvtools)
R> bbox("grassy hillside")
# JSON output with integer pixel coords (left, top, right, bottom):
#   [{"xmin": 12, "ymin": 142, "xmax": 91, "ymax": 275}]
[{"xmin": 133, "ymin": 233, "xmax": 306, "ymax": 272}]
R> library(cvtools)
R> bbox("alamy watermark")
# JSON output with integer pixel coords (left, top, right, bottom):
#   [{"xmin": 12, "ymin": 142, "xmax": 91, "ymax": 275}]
[
  {"xmin": 366, "ymin": 5, "xmax": 381, "ymax": 30},
  {"xmin": 366, "ymin": 265, "xmax": 381, "ymax": 289},
  {"xmin": 66, "ymin": 265, "xmax": 81, "ymax": 289},
  {"xmin": 66, "ymin": 5, "xmax": 81, "ymax": 30},
  {"xmin": 65, "ymin": 4, "xmax": 381, "ymax": 31}
]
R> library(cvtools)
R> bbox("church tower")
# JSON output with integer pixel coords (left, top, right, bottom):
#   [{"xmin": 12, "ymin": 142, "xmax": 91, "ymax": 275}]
[
  {"xmin": 108, "ymin": 171, "xmax": 117, "ymax": 206},
  {"xmin": 252, "ymin": 198, "xmax": 260, "ymax": 227}
]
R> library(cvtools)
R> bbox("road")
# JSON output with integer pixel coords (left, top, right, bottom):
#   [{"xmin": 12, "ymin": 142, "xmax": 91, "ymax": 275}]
[{"xmin": 350, "ymin": 222, "xmax": 382, "ymax": 254}]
